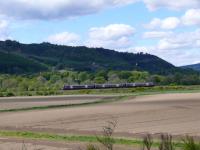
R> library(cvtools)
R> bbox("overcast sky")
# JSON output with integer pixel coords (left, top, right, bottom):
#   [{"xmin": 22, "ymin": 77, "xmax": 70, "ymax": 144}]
[{"xmin": 0, "ymin": 0, "xmax": 200, "ymax": 66}]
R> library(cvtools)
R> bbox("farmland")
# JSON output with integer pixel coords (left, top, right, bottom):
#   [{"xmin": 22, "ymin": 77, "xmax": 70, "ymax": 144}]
[{"xmin": 0, "ymin": 93, "xmax": 200, "ymax": 149}]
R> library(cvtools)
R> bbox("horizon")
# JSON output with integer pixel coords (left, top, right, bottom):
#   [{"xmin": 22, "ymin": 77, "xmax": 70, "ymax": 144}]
[{"xmin": 0, "ymin": 0, "xmax": 199, "ymax": 66}]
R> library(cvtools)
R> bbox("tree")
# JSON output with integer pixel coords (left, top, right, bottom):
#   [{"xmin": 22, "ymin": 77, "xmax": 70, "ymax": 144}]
[
  {"xmin": 78, "ymin": 72, "xmax": 89, "ymax": 83},
  {"xmin": 94, "ymin": 76, "xmax": 106, "ymax": 84}
]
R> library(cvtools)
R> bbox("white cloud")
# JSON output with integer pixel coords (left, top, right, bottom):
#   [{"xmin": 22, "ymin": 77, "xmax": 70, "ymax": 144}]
[
  {"xmin": 86, "ymin": 24, "xmax": 135, "ymax": 49},
  {"xmin": 144, "ymin": 18, "xmax": 161, "ymax": 29},
  {"xmin": 145, "ymin": 9, "xmax": 200, "ymax": 31},
  {"xmin": 0, "ymin": 0, "xmax": 138, "ymax": 20},
  {"xmin": 152, "ymin": 29, "xmax": 200, "ymax": 65},
  {"xmin": 47, "ymin": 32, "xmax": 80, "ymax": 46},
  {"xmin": 0, "ymin": 19, "xmax": 9, "ymax": 40},
  {"xmin": 161, "ymin": 17, "xmax": 180, "ymax": 29},
  {"xmin": 143, "ymin": 0, "xmax": 200, "ymax": 11},
  {"xmin": 156, "ymin": 29, "xmax": 200, "ymax": 50},
  {"xmin": 182, "ymin": 9, "xmax": 200, "ymax": 25},
  {"xmin": 129, "ymin": 45, "xmax": 200, "ymax": 66},
  {"xmin": 133, "ymin": 29, "xmax": 200, "ymax": 66},
  {"xmin": 143, "ymin": 31, "xmax": 173, "ymax": 38},
  {"xmin": 145, "ymin": 17, "xmax": 180, "ymax": 30}
]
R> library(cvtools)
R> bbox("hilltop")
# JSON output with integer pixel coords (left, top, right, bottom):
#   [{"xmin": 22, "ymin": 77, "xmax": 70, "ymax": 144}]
[
  {"xmin": 182, "ymin": 63, "xmax": 200, "ymax": 72},
  {"xmin": 0, "ymin": 40, "xmax": 193, "ymax": 75}
]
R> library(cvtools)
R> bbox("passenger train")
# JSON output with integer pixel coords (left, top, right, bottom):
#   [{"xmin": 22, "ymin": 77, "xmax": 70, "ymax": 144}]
[{"xmin": 63, "ymin": 82, "xmax": 155, "ymax": 90}]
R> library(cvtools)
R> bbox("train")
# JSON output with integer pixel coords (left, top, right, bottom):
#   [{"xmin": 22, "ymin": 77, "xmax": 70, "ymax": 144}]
[{"xmin": 63, "ymin": 82, "xmax": 155, "ymax": 90}]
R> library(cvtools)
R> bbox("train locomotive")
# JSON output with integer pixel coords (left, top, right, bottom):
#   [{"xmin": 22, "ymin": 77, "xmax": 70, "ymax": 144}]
[{"xmin": 63, "ymin": 82, "xmax": 155, "ymax": 90}]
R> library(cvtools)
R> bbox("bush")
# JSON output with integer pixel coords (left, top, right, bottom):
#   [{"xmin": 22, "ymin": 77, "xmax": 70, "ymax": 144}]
[
  {"xmin": 5, "ymin": 91, "xmax": 15, "ymax": 97},
  {"xmin": 0, "ymin": 93, "xmax": 4, "ymax": 97}
]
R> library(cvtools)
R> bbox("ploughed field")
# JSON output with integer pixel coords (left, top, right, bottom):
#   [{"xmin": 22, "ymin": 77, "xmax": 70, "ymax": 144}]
[
  {"xmin": 0, "ymin": 93, "xmax": 200, "ymax": 136},
  {"xmin": 0, "ymin": 95, "xmax": 115, "ymax": 110},
  {"xmin": 0, "ymin": 93, "xmax": 200, "ymax": 149}
]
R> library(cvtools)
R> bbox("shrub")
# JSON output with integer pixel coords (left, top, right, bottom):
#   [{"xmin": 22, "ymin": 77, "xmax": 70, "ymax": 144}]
[{"xmin": 5, "ymin": 91, "xmax": 15, "ymax": 97}]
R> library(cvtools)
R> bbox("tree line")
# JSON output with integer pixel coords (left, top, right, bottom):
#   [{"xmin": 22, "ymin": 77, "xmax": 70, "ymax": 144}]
[{"xmin": 0, "ymin": 70, "xmax": 200, "ymax": 97}]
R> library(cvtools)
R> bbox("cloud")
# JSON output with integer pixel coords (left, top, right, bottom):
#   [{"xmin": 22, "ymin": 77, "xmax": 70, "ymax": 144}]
[
  {"xmin": 182, "ymin": 9, "xmax": 200, "ymax": 25},
  {"xmin": 86, "ymin": 24, "xmax": 135, "ymax": 49},
  {"xmin": 156, "ymin": 29, "xmax": 200, "ymax": 50},
  {"xmin": 47, "ymin": 32, "xmax": 80, "ymax": 46},
  {"xmin": 144, "ymin": 17, "xmax": 180, "ymax": 30},
  {"xmin": 143, "ymin": 31, "xmax": 173, "ymax": 38},
  {"xmin": 0, "ymin": 19, "xmax": 9, "ymax": 40},
  {"xmin": 133, "ymin": 29, "xmax": 200, "ymax": 66},
  {"xmin": 143, "ymin": 0, "xmax": 200, "ymax": 10},
  {"xmin": 145, "ymin": 9, "xmax": 200, "ymax": 30},
  {"xmin": 0, "ymin": 0, "xmax": 138, "ymax": 20}
]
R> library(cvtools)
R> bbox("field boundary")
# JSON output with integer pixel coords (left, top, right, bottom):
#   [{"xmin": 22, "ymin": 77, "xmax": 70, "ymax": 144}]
[
  {"xmin": 0, "ymin": 95, "xmax": 129, "ymax": 113},
  {"xmin": 0, "ymin": 130, "xmax": 184, "ymax": 148}
]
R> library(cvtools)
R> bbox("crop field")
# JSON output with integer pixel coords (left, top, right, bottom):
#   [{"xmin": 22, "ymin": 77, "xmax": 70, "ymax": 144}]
[{"xmin": 0, "ymin": 93, "xmax": 200, "ymax": 149}]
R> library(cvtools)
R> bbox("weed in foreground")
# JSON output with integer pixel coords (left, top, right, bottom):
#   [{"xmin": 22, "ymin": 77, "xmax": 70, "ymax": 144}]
[
  {"xmin": 86, "ymin": 144, "xmax": 100, "ymax": 150},
  {"xmin": 182, "ymin": 136, "xmax": 200, "ymax": 150},
  {"xmin": 142, "ymin": 134, "xmax": 153, "ymax": 150},
  {"xmin": 159, "ymin": 134, "xmax": 175, "ymax": 150},
  {"xmin": 96, "ymin": 120, "xmax": 117, "ymax": 150}
]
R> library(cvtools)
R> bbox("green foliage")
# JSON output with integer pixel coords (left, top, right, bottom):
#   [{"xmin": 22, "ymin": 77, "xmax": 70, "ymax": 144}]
[
  {"xmin": 0, "ymin": 51, "xmax": 48, "ymax": 74},
  {"xmin": 182, "ymin": 136, "xmax": 200, "ymax": 150},
  {"xmin": 0, "ymin": 69, "xmax": 200, "ymax": 97},
  {"xmin": 94, "ymin": 76, "xmax": 106, "ymax": 84}
]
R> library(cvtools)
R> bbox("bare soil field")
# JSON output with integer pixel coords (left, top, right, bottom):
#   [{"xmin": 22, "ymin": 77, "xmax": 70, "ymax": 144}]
[
  {"xmin": 0, "ymin": 93, "xmax": 200, "ymax": 149},
  {"xmin": 0, "ymin": 95, "xmax": 115, "ymax": 110}
]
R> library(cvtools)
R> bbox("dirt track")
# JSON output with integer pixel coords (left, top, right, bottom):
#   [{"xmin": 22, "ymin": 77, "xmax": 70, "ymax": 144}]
[{"xmin": 0, "ymin": 93, "xmax": 200, "ymax": 149}]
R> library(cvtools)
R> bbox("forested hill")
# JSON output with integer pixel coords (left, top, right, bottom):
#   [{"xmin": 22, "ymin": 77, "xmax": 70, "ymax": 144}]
[
  {"xmin": 0, "ymin": 40, "xmax": 192, "ymax": 75},
  {"xmin": 182, "ymin": 63, "xmax": 200, "ymax": 72}
]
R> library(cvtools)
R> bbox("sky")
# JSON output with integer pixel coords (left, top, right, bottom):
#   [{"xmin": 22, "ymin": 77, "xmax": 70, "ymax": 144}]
[{"xmin": 0, "ymin": 0, "xmax": 200, "ymax": 66}]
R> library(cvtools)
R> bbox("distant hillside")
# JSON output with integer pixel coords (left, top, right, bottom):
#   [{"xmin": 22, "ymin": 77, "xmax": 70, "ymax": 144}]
[
  {"xmin": 0, "ymin": 51, "xmax": 48, "ymax": 74},
  {"xmin": 182, "ymin": 63, "xmax": 200, "ymax": 72},
  {"xmin": 0, "ymin": 40, "xmax": 193, "ymax": 75}
]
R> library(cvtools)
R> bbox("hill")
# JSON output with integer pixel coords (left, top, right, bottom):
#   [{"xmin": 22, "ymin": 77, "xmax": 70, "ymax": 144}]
[
  {"xmin": 0, "ymin": 40, "xmax": 193, "ymax": 75},
  {"xmin": 182, "ymin": 63, "xmax": 200, "ymax": 72}
]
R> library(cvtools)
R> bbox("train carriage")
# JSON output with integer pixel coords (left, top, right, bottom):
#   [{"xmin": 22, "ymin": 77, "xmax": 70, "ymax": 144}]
[{"xmin": 63, "ymin": 82, "xmax": 155, "ymax": 90}]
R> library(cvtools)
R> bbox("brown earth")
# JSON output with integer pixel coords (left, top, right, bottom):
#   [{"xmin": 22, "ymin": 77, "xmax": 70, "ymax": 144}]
[
  {"xmin": 0, "ymin": 93, "xmax": 200, "ymax": 149},
  {"xmin": 0, "ymin": 95, "xmax": 116, "ymax": 110}
]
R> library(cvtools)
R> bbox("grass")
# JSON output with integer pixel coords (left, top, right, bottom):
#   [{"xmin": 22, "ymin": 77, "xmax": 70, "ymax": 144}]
[
  {"xmin": 1, "ymin": 85, "xmax": 200, "ymax": 97},
  {"xmin": 0, "ymin": 96, "xmax": 129, "ymax": 113},
  {"xmin": 0, "ymin": 130, "xmax": 186, "ymax": 148},
  {"xmin": 0, "ymin": 130, "xmax": 143, "ymax": 145}
]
